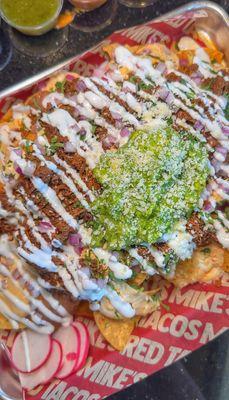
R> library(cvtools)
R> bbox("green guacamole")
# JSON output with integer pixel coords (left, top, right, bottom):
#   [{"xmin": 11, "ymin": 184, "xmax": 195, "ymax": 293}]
[
  {"xmin": 92, "ymin": 127, "xmax": 209, "ymax": 250},
  {"xmin": 0, "ymin": 0, "xmax": 60, "ymax": 27}
]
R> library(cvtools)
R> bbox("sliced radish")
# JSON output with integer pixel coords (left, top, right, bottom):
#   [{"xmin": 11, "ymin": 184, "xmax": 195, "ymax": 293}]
[
  {"xmin": 73, "ymin": 321, "xmax": 90, "ymax": 372},
  {"xmin": 11, "ymin": 330, "xmax": 52, "ymax": 373},
  {"xmin": 53, "ymin": 325, "xmax": 80, "ymax": 379},
  {"xmin": 19, "ymin": 339, "xmax": 62, "ymax": 391}
]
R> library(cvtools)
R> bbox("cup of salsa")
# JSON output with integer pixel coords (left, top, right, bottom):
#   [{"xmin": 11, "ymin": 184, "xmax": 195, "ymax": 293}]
[
  {"xmin": 0, "ymin": 0, "xmax": 63, "ymax": 36},
  {"xmin": 68, "ymin": 0, "xmax": 107, "ymax": 11}
]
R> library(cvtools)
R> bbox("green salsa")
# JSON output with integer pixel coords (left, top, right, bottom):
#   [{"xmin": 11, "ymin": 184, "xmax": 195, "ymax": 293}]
[
  {"xmin": 92, "ymin": 127, "xmax": 209, "ymax": 250},
  {"xmin": 0, "ymin": 0, "xmax": 60, "ymax": 27}
]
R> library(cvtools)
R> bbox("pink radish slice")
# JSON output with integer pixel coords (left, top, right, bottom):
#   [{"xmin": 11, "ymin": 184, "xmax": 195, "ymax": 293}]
[
  {"xmin": 19, "ymin": 339, "xmax": 62, "ymax": 391},
  {"xmin": 11, "ymin": 330, "xmax": 52, "ymax": 373},
  {"xmin": 72, "ymin": 321, "xmax": 90, "ymax": 372},
  {"xmin": 53, "ymin": 325, "xmax": 80, "ymax": 379}
]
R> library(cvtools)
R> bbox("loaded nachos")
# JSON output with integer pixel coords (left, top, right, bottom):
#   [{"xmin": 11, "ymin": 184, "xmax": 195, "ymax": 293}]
[{"xmin": 0, "ymin": 34, "xmax": 228, "ymax": 365}]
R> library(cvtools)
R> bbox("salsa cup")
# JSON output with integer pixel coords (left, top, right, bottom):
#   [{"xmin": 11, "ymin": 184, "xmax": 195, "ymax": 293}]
[{"xmin": 0, "ymin": 0, "xmax": 63, "ymax": 36}]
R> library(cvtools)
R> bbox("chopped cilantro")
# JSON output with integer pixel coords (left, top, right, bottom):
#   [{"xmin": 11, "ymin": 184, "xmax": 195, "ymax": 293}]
[
  {"xmin": 108, "ymin": 270, "xmax": 116, "ymax": 280},
  {"xmin": 90, "ymin": 123, "xmax": 97, "ymax": 135},
  {"xmin": 55, "ymin": 80, "xmax": 66, "ymax": 93},
  {"xmin": 201, "ymin": 79, "xmax": 213, "ymax": 91},
  {"xmin": 25, "ymin": 140, "xmax": 32, "ymax": 153},
  {"xmin": 129, "ymin": 75, "xmax": 153, "ymax": 92},
  {"xmin": 208, "ymin": 68, "xmax": 217, "ymax": 75},
  {"xmin": 186, "ymin": 90, "xmax": 195, "ymax": 100},
  {"xmin": 129, "ymin": 283, "xmax": 144, "ymax": 292},
  {"xmin": 33, "ymin": 98, "xmax": 41, "ymax": 110},
  {"xmin": 130, "ymin": 269, "xmax": 137, "ymax": 279},
  {"xmin": 46, "ymin": 136, "xmax": 64, "ymax": 156},
  {"xmin": 161, "ymin": 303, "xmax": 170, "ymax": 312},
  {"xmin": 129, "ymin": 76, "xmax": 138, "ymax": 84},
  {"xmin": 201, "ymin": 247, "xmax": 211, "ymax": 254},
  {"xmin": 138, "ymin": 81, "xmax": 154, "ymax": 91},
  {"xmin": 151, "ymin": 293, "xmax": 160, "ymax": 302},
  {"xmin": 224, "ymin": 94, "xmax": 229, "ymax": 121},
  {"xmin": 164, "ymin": 253, "xmax": 171, "ymax": 264},
  {"xmin": 180, "ymin": 78, "xmax": 187, "ymax": 85},
  {"xmin": 108, "ymin": 281, "xmax": 116, "ymax": 291},
  {"xmin": 73, "ymin": 201, "xmax": 81, "ymax": 209},
  {"xmin": 174, "ymin": 42, "xmax": 179, "ymax": 50},
  {"xmin": 108, "ymin": 270, "xmax": 123, "ymax": 282},
  {"xmin": 165, "ymin": 116, "xmax": 173, "ymax": 125}
]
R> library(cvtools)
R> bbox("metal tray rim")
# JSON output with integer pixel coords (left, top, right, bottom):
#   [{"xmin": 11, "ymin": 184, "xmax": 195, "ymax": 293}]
[{"xmin": 0, "ymin": 0, "xmax": 228, "ymax": 100}]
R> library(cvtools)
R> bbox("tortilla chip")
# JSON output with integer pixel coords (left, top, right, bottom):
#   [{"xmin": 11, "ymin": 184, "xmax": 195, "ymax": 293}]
[
  {"xmin": 0, "ymin": 276, "xmax": 28, "ymax": 330},
  {"xmin": 94, "ymin": 311, "xmax": 137, "ymax": 351},
  {"xmin": 103, "ymin": 43, "xmax": 119, "ymax": 59},
  {"xmin": 134, "ymin": 43, "xmax": 179, "ymax": 65},
  {"xmin": 0, "ymin": 315, "xmax": 24, "ymax": 330},
  {"xmin": 44, "ymin": 72, "xmax": 79, "ymax": 92},
  {"xmin": 222, "ymin": 250, "xmax": 229, "ymax": 273},
  {"xmin": 170, "ymin": 243, "xmax": 225, "ymax": 288},
  {"xmin": 0, "ymin": 109, "xmax": 13, "ymax": 123},
  {"xmin": 75, "ymin": 300, "xmax": 93, "ymax": 318},
  {"xmin": 128, "ymin": 271, "xmax": 147, "ymax": 287}
]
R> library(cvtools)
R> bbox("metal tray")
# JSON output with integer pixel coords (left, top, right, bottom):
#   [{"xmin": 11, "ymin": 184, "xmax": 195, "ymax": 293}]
[
  {"xmin": 0, "ymin": 2, "xmax": 228, "ymax": 400},
  {"xmin": 0, "ymin": 0, "xmax": 228, "ymax": 100}
]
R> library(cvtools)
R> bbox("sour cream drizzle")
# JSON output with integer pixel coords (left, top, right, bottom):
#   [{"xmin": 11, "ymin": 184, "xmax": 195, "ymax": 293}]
[
  {"xmin": 0, "ymin": 235, "xmax": 71, "ymax": 332},
  {"xmin": 0, "ymin": 44, "xmax": 228, "ymax": 326}
]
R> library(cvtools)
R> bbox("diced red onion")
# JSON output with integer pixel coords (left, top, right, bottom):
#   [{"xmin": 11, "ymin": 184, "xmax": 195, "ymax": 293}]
[
  {"xmin": 69, "ymin": 123, "xmax": 80, "ymax": 134},
  {"xmin": 203, "ymin": 200, "xmax": 215, "ymax": 212},
  {"xmin": 211, "ymin": 158, "xmax": 221, "ymax": 172},
  {"xmin": 64, "ymin": 142, "xmax": 75, "ymax": 153},
  {"xmin": 105, "ymin": 134, "xmax": 117, "ymax": 146},
  {"xmin": 37, "ymin": 80, "xmax": 47, "ymax": 90},
  {"xmin": 13, "ymin": 148, "xmax": 22, "ymax": 156},
  {"xmin": 221, "ymin": 125, "xmax": 229, "ymax": 136},
  {"xmin": 111, "ymin": 111, "xmax": 122, "ymax": 121},
  {"xmin": 179, "ymin": 58, "xmax": 188, "ymax": 67},
  {"xmin": 78, "ymin": 115, "xmax": 87, "ymax": 121},
  {"xmin": 72, "ymin": 108, "xmax": 80, "ymax": 119},
  {"xmin": 93, "ymin": 62, "xmax": 109, "ymax": 79},
  {"xmin": 76, "ymin": 80, "xmax": 87, "ymax": 92},
  {"xmin": 120, "ymin": 127, "xmax": 131, "ymax": 137},
  {"xmin": 215, "ymin": 146, "xmax": 227, "ymax": 156},
  {"xmin": 115, "ymin": 120, "xmax": 123, "ymax": 129},
  {"xmin": 66, "ymin": 74, "xmax": 75, "ymax": 81},
  {"xmin": 194, "ymin": 120, "xmax": 204, "ymax": 131},
  {"xmin": 14, "ymin": 162, "xmax": 23, "ymax": 175},
  {"xmin": 158, "ymin": 87, "xmax": 170, "ymax": 101},
  {"xmin": 156, "ymin": 62, "xmax": 166, "ymax": 74},
  {"xmin": 69, "ymin": 233, "xmax": 83, "ymax": 255},
  {"xmin": 79, "ymin": 128, "xmax": 87, "ymax": 137},
  {"xmin": 12, "ymin": 269, "xmax": 22, "ymax": 280},
  {"xmin": 165, "ymin": 92, "xmax": 174, "ymax": 105},
  {"xmin": 191, "ymin": 71, "xmax": 203, "ymax": 80},
  {"xmin": 206, "ymin": 182, "xmax": 214, "ymax": 193},
  {"xmin": 38, "ymin": 221, "xmax": 53, "ymax": 233},
  {"xmin": 34, "ymin": 140, "xmax": 45, "ymax": 155},
  {"xmin": 192, "ymin": 77, "xmax": 202, "ymax": 85},
  {"xmin": 69, "ymin": 233, "xmax": 82, "ymax": 246}
]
